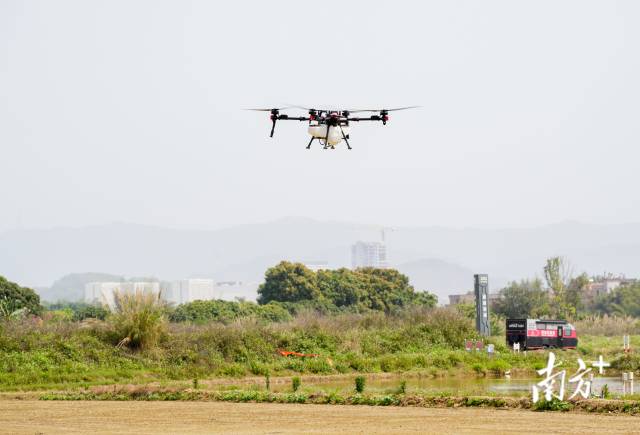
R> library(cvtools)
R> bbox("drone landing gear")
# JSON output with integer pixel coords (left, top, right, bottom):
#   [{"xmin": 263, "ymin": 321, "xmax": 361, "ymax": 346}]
[
  {"xmin": 322, "ymin": 142, "xmax": 335, "ymax": 150},
  {"xmin": 339, "ymin": 125, "xmax": 352, "ymax": 150},
  {"xmin": 323, "ymin": 126, "xmax": 332, "ymax": 150},
  {"xmin": 306, "ymin": 137, "xmax": 315, "ymax": 149}
]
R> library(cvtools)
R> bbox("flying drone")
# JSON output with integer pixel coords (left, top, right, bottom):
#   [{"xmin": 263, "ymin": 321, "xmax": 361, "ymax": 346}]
[{"xmin": 247, "ymin": 105, "xmax": 419, "ymax": 150}]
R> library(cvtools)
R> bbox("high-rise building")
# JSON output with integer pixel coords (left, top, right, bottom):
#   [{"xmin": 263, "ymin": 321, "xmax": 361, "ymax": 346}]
[{"xmin": 351, "ymin": 241, "xmax": 387, "ymax": 269}]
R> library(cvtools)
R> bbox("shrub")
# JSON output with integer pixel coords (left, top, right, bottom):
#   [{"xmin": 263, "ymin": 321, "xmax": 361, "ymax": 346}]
[
  {"xmin": 109, "ymin": 290, "xmax": 167, "ymax": 350},
  {"xmin": 397, "ymin": 380, "xmax": 407, "ymax": 394},
  {"xmin": 304, "ymin": 358, "xmax": 333, "ymax": 374},
  {"xmin": 44, "ymin": 302, "xmax": 109, "ymax": 321},
  {"xmin": 219, "ymin": 363, "xmax": 246, "ymax": 377},
  {"xmin": 611, "ymin": 354, "xmax": 640, "ymax": 372},
  {"xmin": 73, "ymin": 304, "xmax": 110, "ymax": 321},
  {"xmin": 472, "ymin": 363, "xmax": 486, "ymax": 376},
  {"xmin": 532, "ymin": 399, "xmax": 572, "ymax": 412},
  {"xmin": 46, "ymin": 309, "xmax": 74, "ymax": 322},
  {"xmin": 249, "ymin": 361, "xmax": 270, "ymax": 376},
  {"xmin": 0, "ymin": 276, "xmax": 42, "ymax": 316},
  {"xmin": 355, "ymin": 375, "xmax": 366, "ymax": 393},
  {"xmin": 487, "ymin": 360, "xmax": 510, "ymax": 376},
  {"xmin": 169, "ymin": 300, "xmax": 291, "ymax": 324},
  {"xmin": 292, "ymin": 376, "xmax": 301, "ymax": 392}
]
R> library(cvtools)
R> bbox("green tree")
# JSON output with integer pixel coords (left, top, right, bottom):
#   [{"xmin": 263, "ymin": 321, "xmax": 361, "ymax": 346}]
[
  {"xmin": 411, "ymin": 290, "xmax": 438, "ymax": 308},
  {"xmin": 258, "ymin": 263, "xmax": 436, "ymax": 313},
  {"xmin": 594, "ymin": 283, "xmax": 640, "ymax": 317},
  {"xmin": 544, "ymin": 257, "xmax": 576, "ymax": 319},
  {"xmin": 257, "ymin": 262, "xmax": 321, "ymax": 304},
  {"xmin": 493, "ymin": 278, "xmax": 550, "ymax": 318},
  {"xmin": 0, "ymin": 275, "xmax": 42, "ymax": 316},
  {"xmin": 316, "ymin": 268, "xmax": 364, "ymax": 308},
  {"xmin": 566, "ymin": 273, "xmax": 589, "ymax": 314},
  {"xmin": 353, "ymin": 268, "xmax": 433, "ymax": 312}
]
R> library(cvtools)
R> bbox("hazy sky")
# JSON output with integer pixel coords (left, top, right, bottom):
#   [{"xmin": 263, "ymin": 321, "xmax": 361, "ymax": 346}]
[{"xmin": 1, "ymin": 1, "xmax": 639, "ymax": 232}]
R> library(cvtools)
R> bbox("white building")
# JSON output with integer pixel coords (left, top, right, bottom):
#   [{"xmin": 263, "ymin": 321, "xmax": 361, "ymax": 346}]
[
  {"xmin": 351, "ymin": 241, "xmax": 387, "ymax": 269},
  {"xmin": 585, "ymin": 275, "xmax": 637, "ymax": 300},
  {"xmin": 164, "ymin": 279, "xmax": 215, "ymax": 305},
  {"xmin": 214, "ymin": 281, "xmax": 259, "ymax": 302},
  {"xmin": 84, "ymin": 282, "xmax": 121, "ymax": 305},
  {"xmin": 84, "ymin": 281, "xmax": 160, "ymax": 308}
]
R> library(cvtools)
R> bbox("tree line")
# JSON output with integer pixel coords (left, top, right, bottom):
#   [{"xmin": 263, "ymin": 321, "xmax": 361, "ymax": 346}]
[
  {"xmin": 492, "ymin": 256, "xmax": 640, "ymax": 320},
  {"xmin": 0, "ymin": 262, "xmax": 437, "ymax": 323},
  {"xmin": 4, "ymin": 257, "xmax": 637, "ymax": 324},
  {"xmin": 256, "ymin": 261, "xmax": 437, "ymax": 313}
]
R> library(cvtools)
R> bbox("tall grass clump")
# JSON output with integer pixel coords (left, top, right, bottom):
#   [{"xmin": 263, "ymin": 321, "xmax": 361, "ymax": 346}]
[
  {"xmin": 574, "ymin": 315, "xmax": 640, "ymax": 336},
  {"xmin": 355, "ymin": 376, "xmax": 366, "ymax": 393},
  {"xmin": 292, "ymin": 376, "xmax": 301, "ymax": 392},
  {"xmin": 397, "ymin": 380, "xmax": 407, "ymax": 395},
  {"xmin": 109, "ymin": 289, "xmax": 167, "ymax": 350}
]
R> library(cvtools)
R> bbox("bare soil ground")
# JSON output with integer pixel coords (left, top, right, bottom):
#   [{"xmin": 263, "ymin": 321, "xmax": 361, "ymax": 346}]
[{"xmin": 0, "ymin": 401, "xmax": 638, "ymax": 434}]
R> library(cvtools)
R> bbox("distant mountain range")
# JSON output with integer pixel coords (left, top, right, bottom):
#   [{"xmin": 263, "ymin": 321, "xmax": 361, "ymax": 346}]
[{"xmin": 1, "ymin": 218, "xmax": 638, "ymax": 303}]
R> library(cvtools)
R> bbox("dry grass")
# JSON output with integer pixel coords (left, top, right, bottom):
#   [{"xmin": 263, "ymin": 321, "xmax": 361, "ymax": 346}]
[
  {"xmin": 1, "ymin": 401, "xmax": 639, "ymax": 434},
  {"xmin": 574, "ymin": 315, "xmax": 640, "ymax": 336}
]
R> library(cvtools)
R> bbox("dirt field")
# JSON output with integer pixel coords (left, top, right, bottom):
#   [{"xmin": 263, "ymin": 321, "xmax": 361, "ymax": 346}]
[{"xmin": 0, "ymin": 401, "xmax": 639, "ymax": 434}]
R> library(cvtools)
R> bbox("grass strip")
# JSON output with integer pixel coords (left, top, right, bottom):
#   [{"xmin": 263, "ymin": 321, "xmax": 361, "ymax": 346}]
[{"xmin": 39, "ymin": 388, "xmax": 640, "ymax": 415}]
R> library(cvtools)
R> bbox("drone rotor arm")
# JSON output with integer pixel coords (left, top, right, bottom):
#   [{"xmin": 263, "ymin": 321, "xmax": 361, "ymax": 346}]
[
  {"xmin": 345, "ymin": 116, "xmax": 382, "ymax": 122},
  {"xmin": 276, "ymin": 115, "xmax": 310, "ymax": 121}
]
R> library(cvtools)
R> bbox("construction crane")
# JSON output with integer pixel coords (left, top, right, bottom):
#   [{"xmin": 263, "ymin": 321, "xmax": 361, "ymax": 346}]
[{"xmin": 381, "ymin": 227, "xmax": 395, "ymax": 243}]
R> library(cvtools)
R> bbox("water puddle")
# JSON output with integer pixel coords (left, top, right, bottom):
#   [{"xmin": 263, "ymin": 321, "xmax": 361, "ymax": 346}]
[{"xmin": 244, "ymin": 375, "xmax": 627, "ymax": 397}]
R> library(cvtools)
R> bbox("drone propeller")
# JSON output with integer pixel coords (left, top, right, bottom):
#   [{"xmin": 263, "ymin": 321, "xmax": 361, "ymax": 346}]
[
  {"xmin": 245, "ymin": 108, "xmax": 289, "ymax": 137},
  {"xmin": 286, "ymin": 105, "xmax": 314, "ymax": 111},
  {"xmin": 347, "ymin": 106, "xmax": 421, "ymax": 113},
  {"xmin": 287, "ymin": 105, "xmax": 337, "ymax": 116},
  {"xmin": 245, "ymin": 106, "xmax": 294, "ymax": 112}
]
